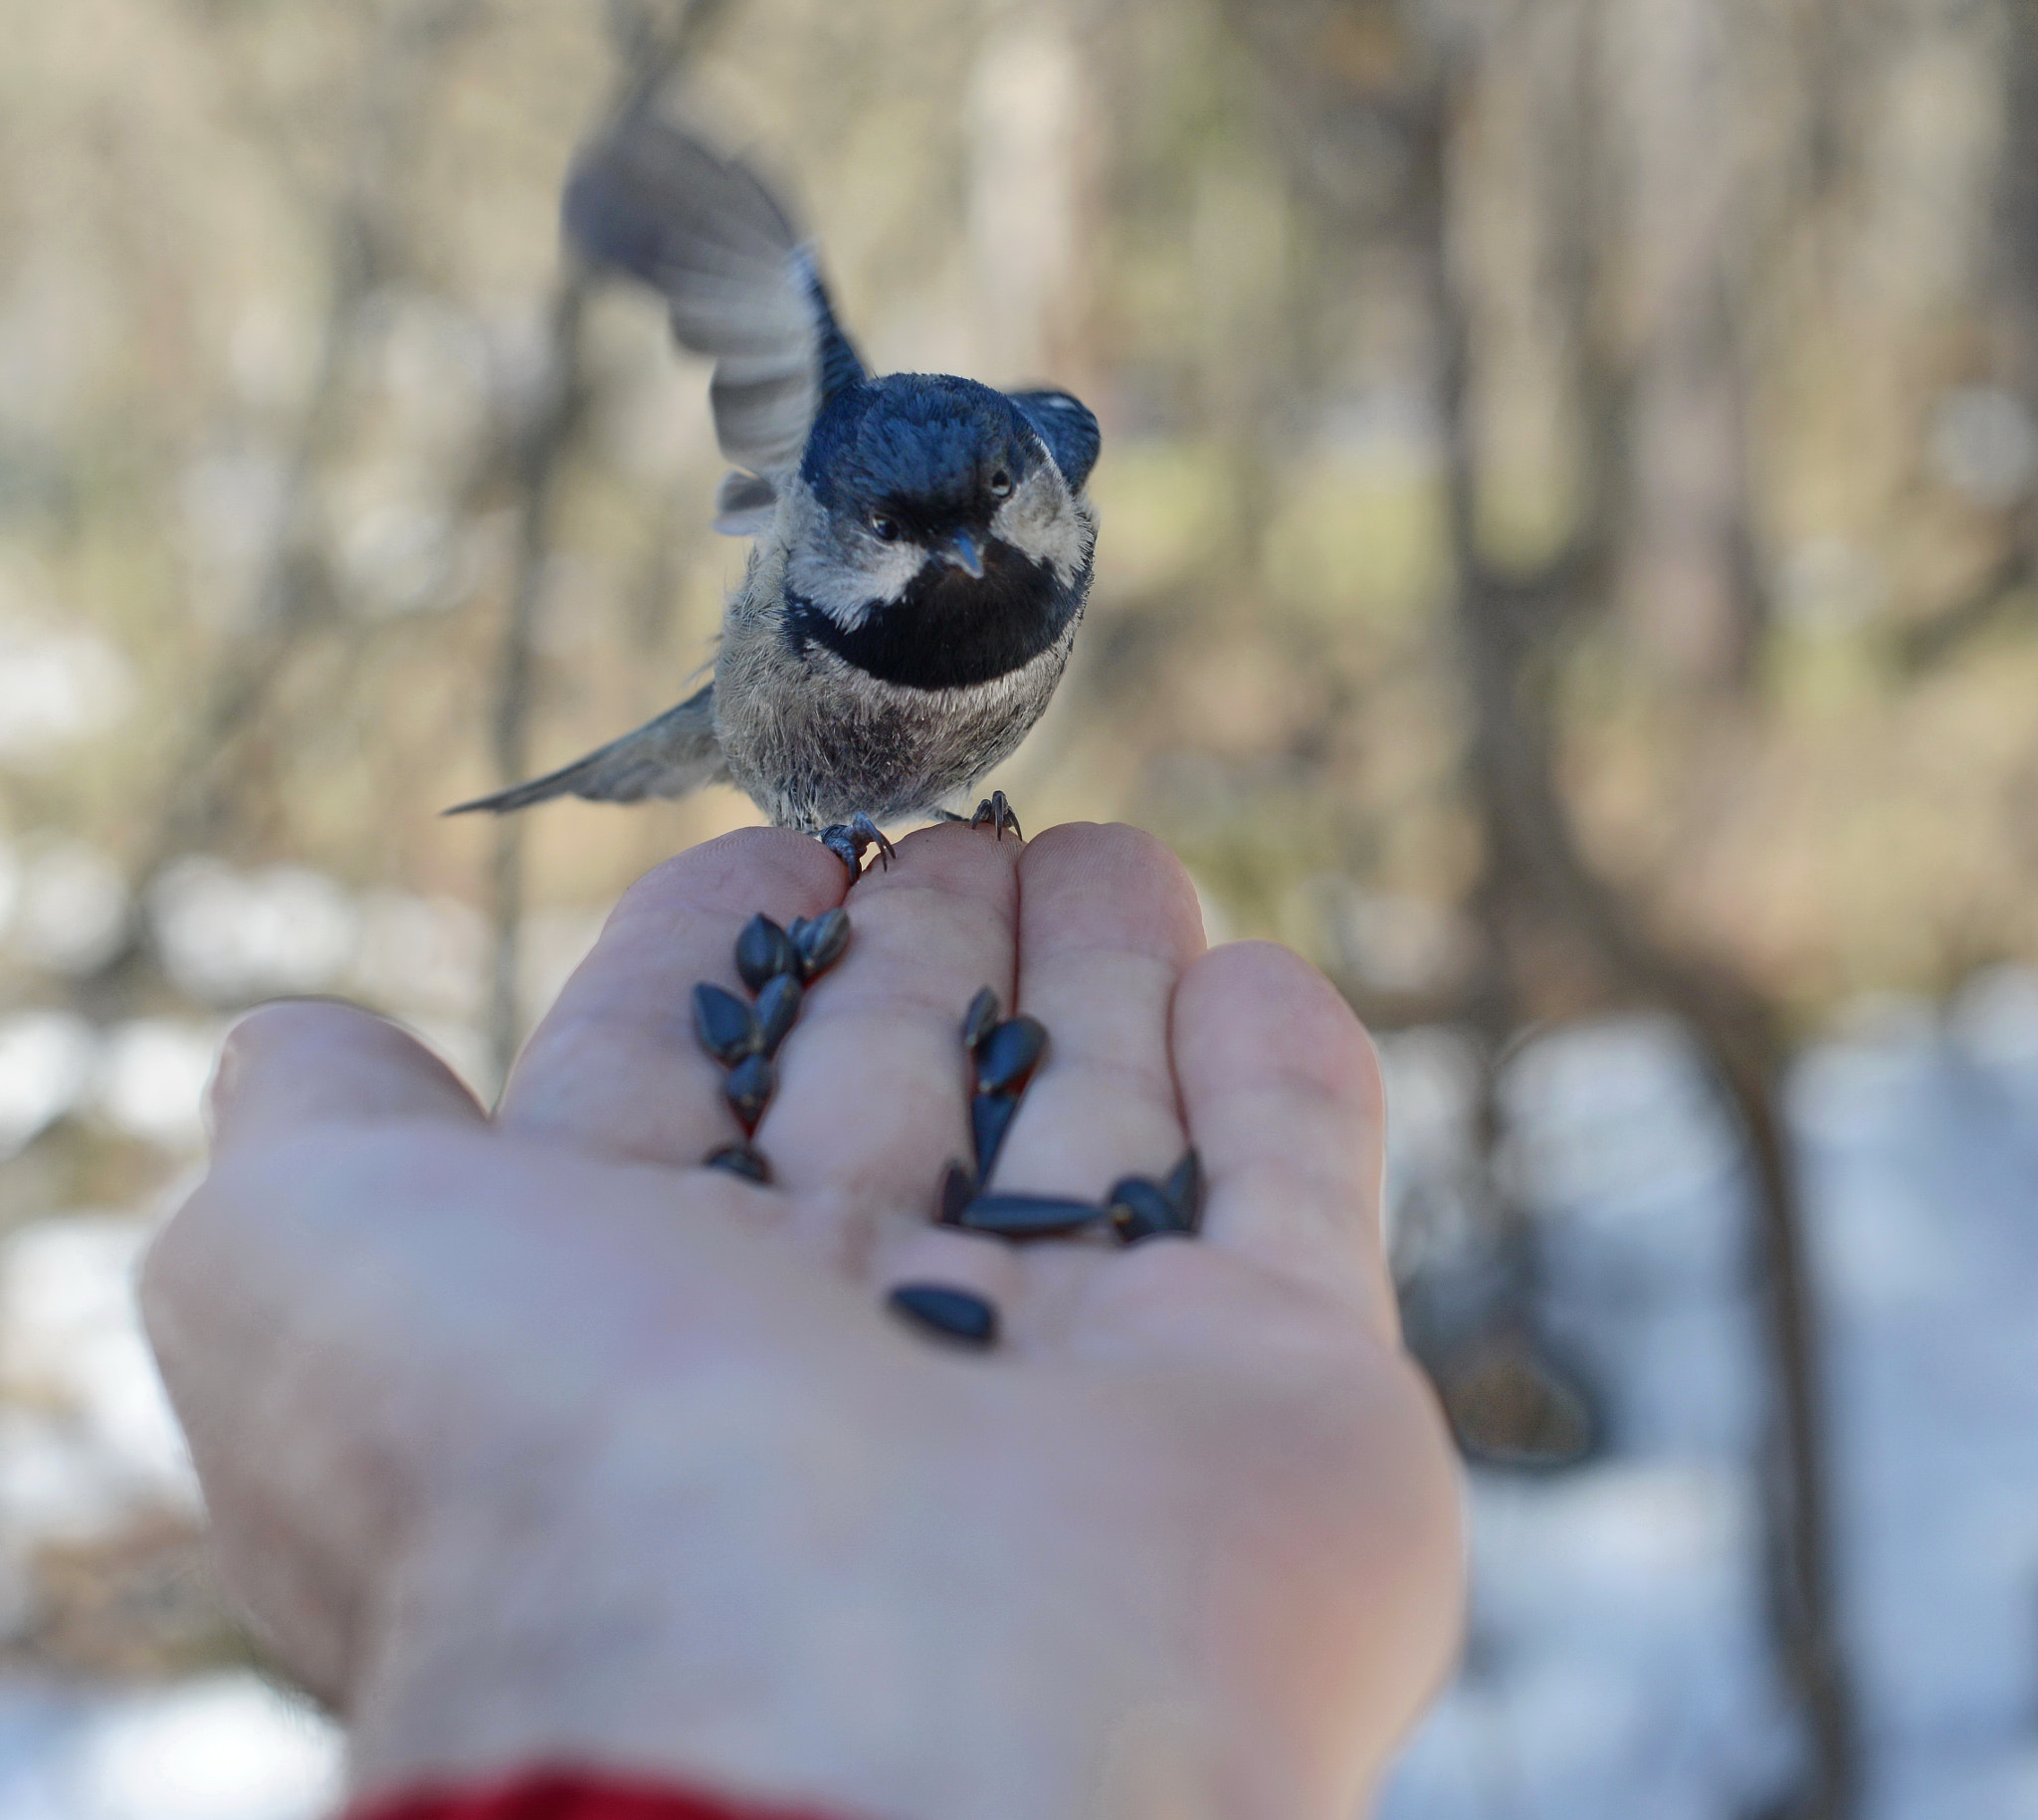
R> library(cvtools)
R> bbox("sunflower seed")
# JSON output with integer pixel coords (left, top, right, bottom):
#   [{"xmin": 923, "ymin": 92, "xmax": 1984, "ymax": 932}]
[
  {"xmin": 734, "ymin": 913, "xmax": 801, "ymax": 992},
  {"xmin": 704, "ymin": 1142, "xmax": 770, "ymax": 1183},
  {"xmin": 974, "ymin": 1015, "xmax": 1047, "ymax": 1096},
  {"xmin": 957, "ymin": 1193, "xmax": 1105, "ymax": 1240},
  {"xmin": 971, "ymin": 1092, "xmax": 1019, "ymax": 1177},
  {"xmin": 887, "ymin": 1283, "xmax": 998, "ymax": 1348},
  {"xmin": 754, "ymin": 972, "xmax": 803, "ymax": 1056},
  {"xmin": 792, "ymin": 906, "xmax": 851, "ymax": 978},
  {"xmin": 1108, "ymin": 1175, "xmax": 1182, "ymax": 1245},
  {"xmin": 961, "ymin": 985, "xmax": 1001, "ymax": 1055},
  {"xmin": 723, "ymin": 1052, "xmax": 775, "ymax": 1131},
  {"xmin": 1162, "ymin": 1147, "xmax": 1204, "ymax": 1232},
  {"xmin": 936, "ymin": 1160, "xmax": 975, "ymax": 1225},
  {"xmin": 692, "ymin": 982, "xmax": 759, "ymax": 1066}
]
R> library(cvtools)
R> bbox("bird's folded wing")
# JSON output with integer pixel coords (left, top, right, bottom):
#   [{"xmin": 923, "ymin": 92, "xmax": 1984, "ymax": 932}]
[
  {"xmin": 563, "ymin": 113, "xmax": 865, "ymax": 498},
  {"xmin": 1007, "ymin": 389, "xmax": 1102, "ymax": 493},
  {"xmin": 444, "ymin": 686, "xmax": 726, "ymax": 814}
]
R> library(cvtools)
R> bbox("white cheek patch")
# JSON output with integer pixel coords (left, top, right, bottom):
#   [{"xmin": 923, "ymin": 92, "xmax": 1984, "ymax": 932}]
[
  {"xmin": 991, "ymin": 467, "xmax": 1091, "ymax": 584},
  {"xmin": 779, "ymin": 475, "xmax": 926, "ymax": 627},
  {"xmin": 785, "ymin": 538, "xmax": 925, "ymax": 625}
]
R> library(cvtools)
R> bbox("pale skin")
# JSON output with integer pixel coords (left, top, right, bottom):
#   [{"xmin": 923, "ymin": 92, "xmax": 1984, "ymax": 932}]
[{"xmin": 140, "ymin": 821, "xmax": 1465, "ymax": 1820}]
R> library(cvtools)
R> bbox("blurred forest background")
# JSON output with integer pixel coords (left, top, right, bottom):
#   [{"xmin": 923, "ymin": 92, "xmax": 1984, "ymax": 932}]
[{"xmin": 2, "ymin": 0, "xmax": 2037, "ymax": 1816}]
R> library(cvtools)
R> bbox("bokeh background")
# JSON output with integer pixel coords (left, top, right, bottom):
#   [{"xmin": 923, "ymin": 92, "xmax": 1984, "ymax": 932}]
[{"xmin": 2, "ymin": 0, "xmax": 2036, "ymax": 1815}]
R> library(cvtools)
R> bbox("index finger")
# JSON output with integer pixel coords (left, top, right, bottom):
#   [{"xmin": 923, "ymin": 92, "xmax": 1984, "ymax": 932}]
[
  {"xmin": 497, "ymin": 827, "xmax": 845, "ymax": 1168},
  {"xmin": 1171, "ymin": 940, "xmax": 1397, "ymax": 1336}
]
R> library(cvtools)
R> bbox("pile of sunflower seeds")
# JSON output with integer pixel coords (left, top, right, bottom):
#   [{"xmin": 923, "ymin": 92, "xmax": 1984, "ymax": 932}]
[
  {"xmin": 690, "ymin": 912, "xmax": 1205, "ymax": 1353},
  {"xmin": 691, "ymin": 909, "xmax": 851, "ymax": 1183},
  {"xmin": 886, "ymin": 986, "xmax": 1204, "ymax": 1350}
]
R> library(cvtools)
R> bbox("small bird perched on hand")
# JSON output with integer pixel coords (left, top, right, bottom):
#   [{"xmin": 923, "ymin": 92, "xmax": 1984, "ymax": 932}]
[{"xmin": 450, "ymin": 111, "xmax": 1101, "ymax": 873}]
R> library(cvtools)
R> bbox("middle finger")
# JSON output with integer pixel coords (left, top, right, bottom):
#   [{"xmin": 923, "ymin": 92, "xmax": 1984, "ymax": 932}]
[
  {"xmin": 761, "ymin": 821, "xmax": 1020, "ymax": 1239},
  {"xmin": 497, "ymin": 827, "xmax": 844, "ymax": 1167}
]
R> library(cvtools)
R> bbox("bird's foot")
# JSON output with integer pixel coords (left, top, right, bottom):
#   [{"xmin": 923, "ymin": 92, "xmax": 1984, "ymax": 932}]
[
  {"xmin": 819, "ymin": 813, "xmax": 896, "ymax": 876},
  {"xmin": 969, "ymin": 790, "xmax": 1023, "ymax": 841}
]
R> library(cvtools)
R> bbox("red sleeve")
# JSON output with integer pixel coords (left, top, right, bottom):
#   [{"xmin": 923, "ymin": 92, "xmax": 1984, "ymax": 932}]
[{"xmin": 347, "ymin": 1767, "xmax": 867, "ymax": 1820}]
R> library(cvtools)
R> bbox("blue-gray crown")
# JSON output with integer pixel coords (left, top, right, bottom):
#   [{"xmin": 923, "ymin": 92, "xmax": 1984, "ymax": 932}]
[{"xmin": 801, "ymin": 374, "xmax": 1099, "ymax": 521}]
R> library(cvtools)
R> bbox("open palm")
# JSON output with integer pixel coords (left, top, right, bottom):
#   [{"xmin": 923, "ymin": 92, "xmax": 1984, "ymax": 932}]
[{"xmin": 144, "ymin": 821, "xmax": 1462, "ymax": 1820}]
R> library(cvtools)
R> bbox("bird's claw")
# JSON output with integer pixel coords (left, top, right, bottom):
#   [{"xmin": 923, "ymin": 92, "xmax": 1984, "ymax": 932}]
[
  {"xmin": 820, "ymin": 813, "xmax": 896, "ymax": 876},
  {"xmin": 968, "ymin": 790, "xmax": 1022, "ymax": 841}
]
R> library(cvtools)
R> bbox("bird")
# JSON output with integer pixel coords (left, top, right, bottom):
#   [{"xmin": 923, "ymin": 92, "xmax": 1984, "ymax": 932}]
[{"xmin": 448, "ymin": 111, "xmax": 1101, "ymax": 874}]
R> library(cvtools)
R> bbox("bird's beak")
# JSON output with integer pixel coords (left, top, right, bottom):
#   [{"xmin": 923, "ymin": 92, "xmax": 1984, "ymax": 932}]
[{"xmin": 939, "ymin": 530, "xmax": 986, "ymax": 578}]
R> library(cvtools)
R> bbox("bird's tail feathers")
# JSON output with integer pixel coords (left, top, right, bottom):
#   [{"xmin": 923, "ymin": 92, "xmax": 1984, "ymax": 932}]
[{"xmin": 445, "ymin": 686, "xmax": 725, "ymax": 815}]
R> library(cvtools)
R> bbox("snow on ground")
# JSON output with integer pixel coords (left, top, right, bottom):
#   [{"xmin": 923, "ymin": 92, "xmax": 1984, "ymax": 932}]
[
  {"xmin": 0, "ymin": 1218, "xmax": 343, "ymax": 1817},
  {"xmin": 0, "ymin": 980, "xmax": 2033, "ymax": 1816},
  {"xmin": 1382, "ymin": 974, "xmax": 2038, "ymax": 1818},
  {"xmin": 0, "ymin": 1676, "xmax": 341, "ymax": 1820},
  {"xmin": 0, "ymin": 1216, "xmax": 198, "ymax": 1539}
]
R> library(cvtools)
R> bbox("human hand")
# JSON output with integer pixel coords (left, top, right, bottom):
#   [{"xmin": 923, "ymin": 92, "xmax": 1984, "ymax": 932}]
[{"xmin": 141, "ymin": 821, "xmax": 1462, "ymax": 1820}]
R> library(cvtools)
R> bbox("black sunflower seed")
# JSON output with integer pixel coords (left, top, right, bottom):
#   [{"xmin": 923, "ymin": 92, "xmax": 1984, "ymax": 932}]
[
  {"xmin": 887, "ymin": 1283, "xmax": 998, "ymax": 1348},
  {"xmin": 754, "ymin": 972, "xmax": 803, "ymax": 1056},
  {"xmin": 692, "ymin": 982, "xmax": 759, "ymax": 1066},
  {"xmin": 704, "ymin": 1141, "xmax": 770, "ymax": 1183},
  {"xmin": 1108, "ymin": 1175, "xmax": 1182, "ymax": 1245},
  {"xmin": 1162, "ymin": 1146, "xmax": 1204, "ymax": 1232},
  {"xmin": 956, "ymin": 1193, "xmax": 1105, "ymax": 1240},
  {"xmin": 936, "ymin": 1160, "xmax": 974, "ymax": 1225},
  {"xmin": 970, "ymin": 1092, "xmax": 1019, "ymax": 1177},
  {"xmin": 961, "ymin": 985, "xmax": 1001, "ymax": 1055},
  {"xmin": 734, "ymin": 913, "xmax": 801, "ymax": 992},
  {"xmin": 974, "ymin": 1016, "xmax": 1047, "ymax": 1096},
  {"xmin": 792, "ymin": 906, "xmax": 851, "ymax": 978},
  {"xmin": 723, "ymin": 1052, "xmax": 775, "ymax": 1131}
]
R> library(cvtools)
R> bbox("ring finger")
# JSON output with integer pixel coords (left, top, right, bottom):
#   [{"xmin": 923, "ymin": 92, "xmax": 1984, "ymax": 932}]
[
  {"xmin": 760, "ymin": 820, "xmax": 1021, "ymax": 1259},
  {"xmin": 989, "ymin": 823, "xmax": 1206, "ymax": 1208}
]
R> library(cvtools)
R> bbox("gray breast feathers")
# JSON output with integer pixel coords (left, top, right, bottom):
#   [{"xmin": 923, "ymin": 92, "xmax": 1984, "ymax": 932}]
[{"xmin": 712, "ymin": 550, "xmax": 1078, "ymax": 830}]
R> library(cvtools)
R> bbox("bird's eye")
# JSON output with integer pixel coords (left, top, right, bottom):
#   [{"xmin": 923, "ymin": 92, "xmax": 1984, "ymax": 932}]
[
  {"xmin": 871, "ymin": 514, "xmax": 903, "ymax": 542},
  {"xmin": 987, "ymin": 469, "xmax": 1013, "ymax": 498}
]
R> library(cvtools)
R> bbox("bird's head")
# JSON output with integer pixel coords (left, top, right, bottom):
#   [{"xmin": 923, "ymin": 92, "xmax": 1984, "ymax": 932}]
[{"xmin": 783, "ymin": 374, "xmax": 1093, "ymax": 638}]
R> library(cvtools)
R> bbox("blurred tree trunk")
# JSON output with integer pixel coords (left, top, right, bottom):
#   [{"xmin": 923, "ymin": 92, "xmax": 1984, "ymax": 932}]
[
  {"xmin": 481, "ymin": 0, "xmax": 734, "ymax": 1079},
  {"xmin": 1425, "ymin": 14, "xmax": 1856, "ymax": 1810},
  {"xmin": 484, "ymin": 273, "xmax": 591, "ymax": 1083},
  {"xmin": 1605, "ymin": 0, "xmax": 1766, "ymax": 685},
  {"xmin": 1224, "ymin": 2, "xmax": 1858, "ymax": 1810},
  {"xmin": 136, "ymin": 0, "xmax": 492, "ymax": 875},
  {"xmin": 1898, "ymin": 1, "xmax": 2038, "ymax": 670}
]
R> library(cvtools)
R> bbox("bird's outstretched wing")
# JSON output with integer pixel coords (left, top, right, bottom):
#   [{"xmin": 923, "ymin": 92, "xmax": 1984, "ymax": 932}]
[
  {"xmin": 1008, "ymin": 389, "xmax": 1101, "ymax": 492},
  {"xmin": 445, "ymin": 685, "xmax": 726, "ymax": 815},
  {"xmin": 564, "ymin": 113, "xmax": 865, "ymax": 511},
  {"xmin": 713, "ymin": 470, "xmax": 780, "ymax": 536}
]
